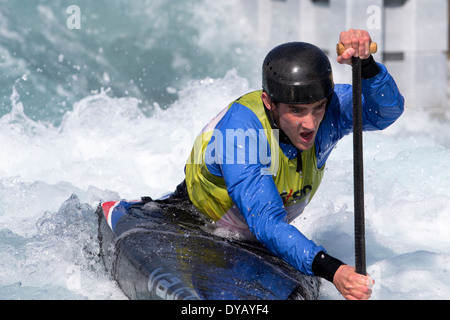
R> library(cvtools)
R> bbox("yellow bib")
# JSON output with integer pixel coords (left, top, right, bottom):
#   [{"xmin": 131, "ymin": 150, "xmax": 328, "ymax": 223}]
[{"xmin": 185, "ymin": 90, "xmax": 325, "ymax": 231}]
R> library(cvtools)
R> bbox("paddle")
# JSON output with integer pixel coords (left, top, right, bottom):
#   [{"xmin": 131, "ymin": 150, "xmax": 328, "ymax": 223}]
[{"xmin": 336, "ymin": 42, "xmax": 377, "ymax": 275}]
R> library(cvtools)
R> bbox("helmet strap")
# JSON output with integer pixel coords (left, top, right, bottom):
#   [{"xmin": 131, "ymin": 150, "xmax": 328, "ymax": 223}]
[{"xmin": 262, "ymin": 97, "xmax": 291, "ymax": 145}]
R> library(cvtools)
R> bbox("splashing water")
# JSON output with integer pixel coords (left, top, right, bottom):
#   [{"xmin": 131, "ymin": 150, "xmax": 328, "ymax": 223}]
[{"xmin": 0, "ymin": 1, "xmax": 449, "ymax": 300}]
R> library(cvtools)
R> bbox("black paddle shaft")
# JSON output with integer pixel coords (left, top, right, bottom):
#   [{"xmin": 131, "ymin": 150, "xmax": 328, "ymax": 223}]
[{"xmin": 352, "ymin": 56, "xmax": 366, "ymax": 276}]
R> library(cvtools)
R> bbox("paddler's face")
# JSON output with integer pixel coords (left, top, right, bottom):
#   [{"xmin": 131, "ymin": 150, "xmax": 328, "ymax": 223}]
[{"xmin": 262, "ymin": 92, "xmax": 327, "ymax": 151}]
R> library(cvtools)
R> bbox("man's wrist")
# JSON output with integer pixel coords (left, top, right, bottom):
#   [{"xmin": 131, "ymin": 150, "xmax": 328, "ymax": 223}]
[
  {"xmin": 361, "ymin": 55, "xmax": 380, "ymax": 79},
  {"xmin": 312, "ymin": 251, "xmax": 345, "ymax": 282}
]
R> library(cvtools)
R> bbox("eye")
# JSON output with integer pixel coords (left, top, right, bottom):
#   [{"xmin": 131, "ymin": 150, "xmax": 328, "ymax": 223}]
[
  {"xmin": 291, "ymin": 107, "xmax": 305, "ymax": 115},
  {"xmin": 314, "ymin": 103, "xmax": 326, "ymax": 112}
]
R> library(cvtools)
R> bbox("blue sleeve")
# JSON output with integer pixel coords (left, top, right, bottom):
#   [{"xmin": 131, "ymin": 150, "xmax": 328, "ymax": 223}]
[
  {"xmin": 316, "ymin": 63, "xmax": 404, "ymax": 168},
  {"xmin": 208, "ymin": 103, "xmax": 324, "ymax": 276}
]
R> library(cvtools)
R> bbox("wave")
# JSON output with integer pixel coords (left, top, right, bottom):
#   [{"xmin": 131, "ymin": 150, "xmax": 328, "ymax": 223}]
[{"xmin": 0, "ymin": 0, "xmax": 260, "ymax": 124}]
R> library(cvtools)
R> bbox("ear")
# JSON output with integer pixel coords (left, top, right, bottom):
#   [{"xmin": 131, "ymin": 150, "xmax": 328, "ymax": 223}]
[{"xmin": 261, "ymin": 91, "xmax": 273, "ymax": 111}]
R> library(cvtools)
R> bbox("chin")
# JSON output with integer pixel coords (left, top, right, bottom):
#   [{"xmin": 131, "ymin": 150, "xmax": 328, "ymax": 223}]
[
  {"xmin": 295, "ymin": 143, "xmax": 314, "ymax": 151},
  {"xmin": 301, "ymin": 145, "xmax": 314, "ymax": 151}
]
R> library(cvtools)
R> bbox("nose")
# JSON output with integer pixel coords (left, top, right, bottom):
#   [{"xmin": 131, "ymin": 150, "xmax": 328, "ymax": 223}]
[{"xmin": 302, "ymin": 113, "xmax": 316, "ymax": 131}]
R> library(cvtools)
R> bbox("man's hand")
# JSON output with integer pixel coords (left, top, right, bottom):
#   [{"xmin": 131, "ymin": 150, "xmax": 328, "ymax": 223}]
[
  {"xmin": 337, "ymin": 29, "xmax": 372, "ymax": 65},
  {"xmin": 333, "ymin": 265, "xmax": 374, "ymax": 300}
]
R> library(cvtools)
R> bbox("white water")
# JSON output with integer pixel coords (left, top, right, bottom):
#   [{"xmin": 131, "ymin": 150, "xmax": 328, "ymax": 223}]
[{"xmin": 0, "ymin": 68, "xmax": 449, "ymax": 299}]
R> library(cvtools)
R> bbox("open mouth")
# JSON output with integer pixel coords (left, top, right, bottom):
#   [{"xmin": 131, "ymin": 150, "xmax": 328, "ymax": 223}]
[{"xmin": 300, "ymin": 131, "xmax": 314, "ymax": 142}]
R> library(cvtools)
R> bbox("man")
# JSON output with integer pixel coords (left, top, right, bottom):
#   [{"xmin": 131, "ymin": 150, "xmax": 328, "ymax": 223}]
[{"xmin": 184, "ymin": 29, "xmax": 404, "ymax": 300}]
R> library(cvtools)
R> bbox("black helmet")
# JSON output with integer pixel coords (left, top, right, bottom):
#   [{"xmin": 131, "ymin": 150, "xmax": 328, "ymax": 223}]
[{"xmin": 262, "ymin": 42, "xmax": 334, "ymax": 104}]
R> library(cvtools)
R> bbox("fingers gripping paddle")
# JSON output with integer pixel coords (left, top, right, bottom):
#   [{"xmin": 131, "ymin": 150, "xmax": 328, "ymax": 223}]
[{"xmin": 336, "ymin": 42, "xmax": 377, "ymax": 275}]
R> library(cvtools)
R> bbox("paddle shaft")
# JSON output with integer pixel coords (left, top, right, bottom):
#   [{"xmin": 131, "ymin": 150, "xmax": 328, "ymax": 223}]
[
  {"xmin": 352, "ymin": 56, "xmax": 366, "ymax": 276},
  {"xmin": 336, "ymin": 41, "xmax": 377, "ymax": 276}
]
